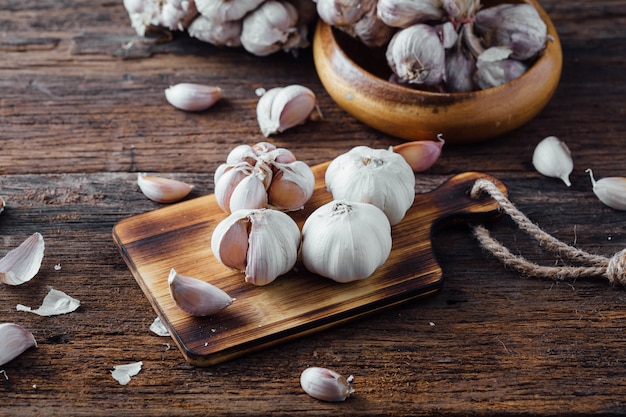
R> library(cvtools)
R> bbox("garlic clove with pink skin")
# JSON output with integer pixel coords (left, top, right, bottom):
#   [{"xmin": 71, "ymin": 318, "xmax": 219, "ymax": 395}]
[
  {"xmin": 586, "ymin": 169, "xmax": 626, "ymax": 211},
  {"xmin": 164, "ymin": 83, "xmax": 222, "ymax": 112},
  {"xmin": 0, "ymin": 322, "xmax": 37, "ymax": 366},
  {"xmin": 0, "ymin": 232, "xmax": 45, "ymax": 286},
  {"xmin": 168, "ymin": 268, "xmax": 234, "ymax": 316},
  {"xmin": 300, "ymin": 366, "xmax": 355, "ymax": 402},
  {"xmin": 211, "ymin": 208, "xmax": 301, "ymax": 286},
  {"xmin": 228, "ymin": 173, "xmax": 269, "ymax": 213},
  {"xmin": 256, "ymin": 84, "xmax": 321, "ymax": 137},
  {"xmin": 137, "ymin": 173, "xmax": 193, "ymax": 203},
  {"xmin": 267, "ymin": 160, "xmax": 315, "ymax": 211},
  {"xmin": 393, "ymin": 135, "xmax": 445, "ymax": 173},
  {"xmin": 214, "ymin": 163, "xmax": 256, "ymax": 213}
]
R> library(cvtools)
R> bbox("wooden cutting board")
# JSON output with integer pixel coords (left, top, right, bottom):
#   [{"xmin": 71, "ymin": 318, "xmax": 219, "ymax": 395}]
[{"xmin": 113, "ymin": 163, "xmax": 506, "ymax": 366}]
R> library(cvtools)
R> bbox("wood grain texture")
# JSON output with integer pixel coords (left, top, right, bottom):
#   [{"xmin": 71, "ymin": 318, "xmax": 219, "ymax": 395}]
[
  {"xmin": 1, "ymin": 0, "xmax": 626, "ymax": 415},
  {"xmin": 114, "ymin": 165, "xmax": 505, "ymax": 366}
]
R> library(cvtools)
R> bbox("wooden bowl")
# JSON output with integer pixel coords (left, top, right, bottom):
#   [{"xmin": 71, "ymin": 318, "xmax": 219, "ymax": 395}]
[{"xmin": 312, "ymin": 0, "xmax": 563, "ymax": 144}]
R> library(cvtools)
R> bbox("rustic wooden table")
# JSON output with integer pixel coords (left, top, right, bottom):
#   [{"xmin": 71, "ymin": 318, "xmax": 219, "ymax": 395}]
[{"xmin": 1, "ymin": 1, "xmax": 625, "ymax": 415}]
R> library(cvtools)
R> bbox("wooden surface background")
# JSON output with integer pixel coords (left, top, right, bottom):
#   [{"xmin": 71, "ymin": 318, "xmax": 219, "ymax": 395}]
[{"xmin": 1, "ymin": 0, "xmax": 626, "ymax": 415}]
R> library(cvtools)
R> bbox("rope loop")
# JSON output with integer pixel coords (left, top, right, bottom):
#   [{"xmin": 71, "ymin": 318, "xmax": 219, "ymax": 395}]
[{"xmin": 470, "ymin": 178, "xmax": 625, "ymax": 288}]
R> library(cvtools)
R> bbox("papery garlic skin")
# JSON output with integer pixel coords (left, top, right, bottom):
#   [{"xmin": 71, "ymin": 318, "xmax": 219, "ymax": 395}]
[
  {"xmin": 300, "ymin": 367, "xmax": 355, "ymax": 402},
  {"xmin": 0, "ymin": 323, "xmax": 37, "ymax": 366},
  {"xmin": 586, "ymin": 169, "xmax": 626, "ymax": 211},
  {"xmin": 326, "ymin": 146, "xmax": 415, "ymax": 225},
  {"xmin": 474, "ymin": 4, "xmax": 548, "ymax": 61},
  {"xmin": 0, "ymin": 232, "xmax": 45, "ymax": 286},
  {"xmin": 256, "ymin": 85, "xmax": 320, "ymax": 137},
  {"xmin": 532, "ymin": 136, "xmax": 573, "ymax": 187},
  {"xmin": 377, "ymin": 0, "xmax": 444, "ymax": 29},
  {"xmin": 211, "ymin": 208, "xmax": 301, "ymax": 286},
  {"xmin": 386, "ymin": 24, "xmax": 446, "ymax": 87},
  {"xmin": 137, "ymin": 173, "xmax": 193, "ymax": 203},
  {"xmin": 302, "ymin": 200, "xmax": 392, "ymax": 282},
  {"xmin": 168, "ymin": 269, "xmax": 234, "ymax": 316},
  {"xmin": 473, "ymin": 46, "xmax": 528, "ymax": 90},
  {"xmin": 392, "ymin": 136, "xmax": 445, "ymax": 172},
  {"xmin": 165, "ymin": 83, "xmax": 222, "ymax": 112}
]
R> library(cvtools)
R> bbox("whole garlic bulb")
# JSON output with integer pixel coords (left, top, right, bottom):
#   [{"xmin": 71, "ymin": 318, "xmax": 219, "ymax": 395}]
[
  {"xmin": 377, "ymin": 0, "xmax": 445, "ymax": 29},
  {"xmin": 325, "ymin": 146, "xmax": 415, "ymax": 226},
  {"xmin": 211, "ymin": 208, "xmax": 301, "ymax": 286},
  {"xmin": 301, "ymin": 200, "xmax": 392, "ymax": 283},
  {"xmin": 214, "ymin": 142, "xmax": 314, "ymax": 213},
  {"xmin": 385, "ymin": 23, "xmax": 446, "ymax": 87}
]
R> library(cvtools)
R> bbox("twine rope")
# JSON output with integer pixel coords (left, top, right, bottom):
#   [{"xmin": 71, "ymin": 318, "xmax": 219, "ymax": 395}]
[{"xmin": 470, "ymin": 178, "xmax": 626, "ymax": 286}]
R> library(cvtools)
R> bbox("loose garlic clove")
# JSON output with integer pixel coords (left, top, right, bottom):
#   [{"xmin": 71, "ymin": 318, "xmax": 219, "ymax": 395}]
[
  {"xmin": 393, "ymin": 135, "xmax": 445, "ymax": 173},
  {"xmin": 325, "ymin": 146, "xmax": 415, "ymax": 226},
  {"xmin": 301, "ymin": 200, "xmax": 392, "ymax": 282},
  {"xmin": 0, "ymin": 232, "xmax": 45, "ymax": 286},
  {"xmin": 300, "ymin": 367, "xmax": 355, "ymax": 402},
  {"xmin": 532, "ymin": 136, "xmax": 574, "ymax": 187},
  {"xmin": 165, "ymin": 83, "xmax": 222, "ymax": 112},
  {"xmin": 168, "ymin": 268, "xmax": 234, "ymax": 316},
  {"xmin": 267, "ymin": 160, "xmax": 315, "ymax": 211},
  {"xmin": 137, "ymin": 173, "xmax": 193, "ymax": 203},
  {"xmin": 211, "ymin": 208, "xmax": 301, "ymax": 286},
  {"xmin": 0, "ymin": 195, "xmax": 4, "ymax": 215},
  {"xmin": 256, "ymin": 85, "xmax": 320, "ymax": 137},
  {"xmin": 586, "ymin": 169, "xmax": 626, "ymax": 211},
  {"xmin": 0, "ymin": 322, "xmax": 37, "ymax": 366}
]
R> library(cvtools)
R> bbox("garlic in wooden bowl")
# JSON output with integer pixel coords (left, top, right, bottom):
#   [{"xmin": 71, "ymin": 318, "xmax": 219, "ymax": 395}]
[{"xmin": 312, "ymin": 0, "xmax": 562, "ymax": 144}]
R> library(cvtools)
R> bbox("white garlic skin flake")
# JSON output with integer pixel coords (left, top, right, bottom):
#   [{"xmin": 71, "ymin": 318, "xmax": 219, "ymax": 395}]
[
  {"xmin": 532, "ymin": 136, "xmax": 574, "ymax": 187},
  {"xmin": 300, "ymin": 367, "xmax": 355, "ymax": 402},
  {"xmin": 0, "ymin": 323, "xmax": 37, "ymax": 366},
  {"xmin": 211, "ymin": 208, "xmax": 301, "ymax": 286},
  {"xmin": 301, "ymin": 200, "xmax": 392, "ymax": 283},
  {"xmin": 168, "ymin": 269, "xmax": 234, "ymax": 316},
  {"xmin": 325, "ymin": 146, "xmax": 415, "ymax": 226},
  {"xmin": 586, "ymin": 169, "xmax": 626, "ymax": 211}
]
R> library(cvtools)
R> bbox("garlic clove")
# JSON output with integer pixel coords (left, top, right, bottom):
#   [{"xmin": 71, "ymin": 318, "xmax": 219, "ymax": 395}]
[
  {"xmin": 214, "ymin": 163, "xmax": 254, "ymax": 213},
  {"xmin": 0, "ymin": 232, "xmax": 45, "ymax": 286},
  {"xmin": 0, "ymin": 195, "xmax": 4, "ymax": 215},
  {"xmin": 532, "ymin": 136, "xmax": 573, "ymax": 187},
  {"xmin": 256, "ymin": 84, "xmax": 320, "ymax": 137},
  {"xmin": 211, "ymin": 208, "xmax": 301, "ymax": 286},
  {"xmin": 226, "ymin": 144, "xmax": 258, "ymax": 166},
  {"xmin": 211, "ymin": 215, "xmax": 249, "ymax": 271},
  {"xmin": 164, "ymin": 83, "xmax": 222, "ymax": 112},
  {"xmin": 137, "ymin": 173, "xmax": 193, "ymax": 203},
  {"xmin": 0, "ymin": 322, "xmax": 37, "ymax": 366},
  {"xmin": 300, "ymin": 367, "xmax": 355, "ymax": 402},
  {"xmin": 392, "ymin": 136, "xmax": 445, "ymax": 173},
  {"xmin": 229, "ymin": 173, "xmax": 269, "ymax": 212},
  {"xmin": 251, "ymin": 141, "xmax": 277, "ymax": 156},
  {"xmin": 473, "ymin": 46, "xmax": 528, "ymax": 90},
  {"xmin": 586, "ymin": 169, "xmax": 626, "ymax": 211},
  {"xmin": 267, "ymin": 160, "xmax": 315, "ymax": 211},
  {"xmin": 301, "ymin": 200, "xmax": 392, "ymax": 282},
  {"xmin": 168, "ymin": 268, "xmax": 234, "ymax": 316}
]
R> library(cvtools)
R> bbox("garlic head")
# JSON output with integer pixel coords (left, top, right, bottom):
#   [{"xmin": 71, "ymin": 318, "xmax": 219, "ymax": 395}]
[
  {"xmin": 301, "ymin": 200, "xmax": 392, "ymax": 283},
  {"xmin": 532, "ymin": 136, "xmax": 573, "ymax": 187},
  {"xmin": 586, "ymin": 169, "xmax": 626, "ymax": 211},
  {"xmin": 211, "ymin": 208, "xmax": 301, "ymax": 286},
  {"xmin": 325, "ymin": 146, "xmax": 415, "ymax": 225}
]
